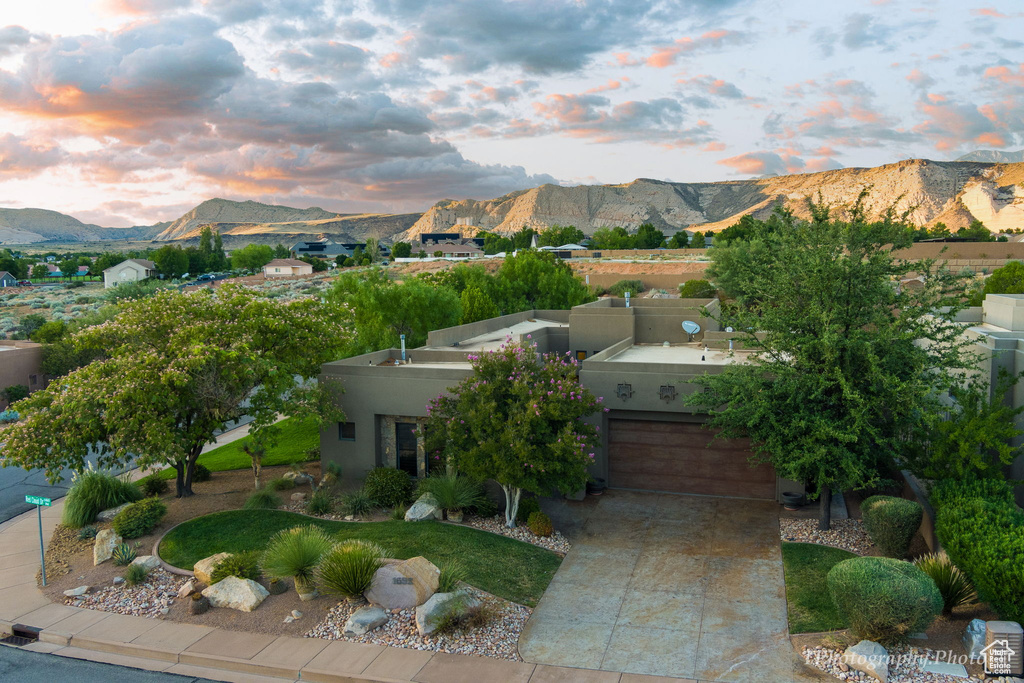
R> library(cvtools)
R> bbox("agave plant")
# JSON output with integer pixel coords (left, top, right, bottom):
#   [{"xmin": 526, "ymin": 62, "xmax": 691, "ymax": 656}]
[
  {"xmin": 261, "ymin": 525, "xmax": 335, "ymax": 600},
  {"xmin": 914, "ymin": 551, "xmax": 977, "ymax": 615},
  {"xmin": 317, "ymin": 540, "xmax": 388, "ymax": 598}
]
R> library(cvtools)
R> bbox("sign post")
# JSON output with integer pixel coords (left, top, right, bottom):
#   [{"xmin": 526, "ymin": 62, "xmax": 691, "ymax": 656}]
[{"xmin": 24, "ymin": 495, "xmax": 51, "ymax": 586}]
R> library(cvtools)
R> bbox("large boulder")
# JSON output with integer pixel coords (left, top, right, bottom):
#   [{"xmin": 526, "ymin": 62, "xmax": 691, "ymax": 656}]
[
  {"xmin": 202, "ymin": 576, "xmax": 269, "ymax": 612},
  {"xmin": 93, "ymin": 529, "xmax": 122, "ymax": 565},
  {"xmin": 343, "ymin": 606, "xmax": 388, "ymax": 636},
  {"xmin": 193, "ymin": 552, "xmax": 232, "ymax": 585},
  {"xmin": 405, "ymin": 493, "xmax": 442, "ymax": 522},
  {"xmin": 283, "ymin": 471, "xmax": 314, "ymax": 486},
  {"xmin": 841, "ymin": 640, "xmax": 889, "ymax": 683},
  {"xmin": 131, "ymin": 555, "xmax": 161, "ymax": 572},
  {"xmin": 96, "ymin": 502, "xmax": 132, "ymax": 522},
  {"xmin": 365, "ymin": 556, "xmax": 440, "ymax": 609},
  {"xmin": 415, "ymin": 591, "xmax": 481, "ymax": 636},
  {"xmin": 964, "ymin": 619, "xmax": 986, "ymax": 659}
]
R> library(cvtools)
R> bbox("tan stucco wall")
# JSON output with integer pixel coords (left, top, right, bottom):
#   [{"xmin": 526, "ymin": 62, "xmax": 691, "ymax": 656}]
[{"xmin": 0, "ymin": 341, "xmax": 45, "ymax": 409}]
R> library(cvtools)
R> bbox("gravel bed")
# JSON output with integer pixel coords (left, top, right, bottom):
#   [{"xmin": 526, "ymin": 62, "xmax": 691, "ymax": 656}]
[
  {"xmin": 65, "ymin": 568, "xmax": 187, "ymax": 619},
  {"xmin": 780, "ymin": 518, "xmax": 873, "ymax": 555},
  {"xmin": 803, "ymin": 644, "xmax": 1003, "ymax": 682},
  {"xmin": 305, "ymin": 586, "xmax": 530, "ymax": 660},
  {"xmin": 465, "ymin": 515, "xmax": 571, "ymax": 554}
]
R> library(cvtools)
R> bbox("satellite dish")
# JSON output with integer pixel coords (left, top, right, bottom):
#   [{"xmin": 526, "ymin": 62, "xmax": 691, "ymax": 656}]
[{"xmin": 682, "ymin": 320, "xmax": 701, "ymax": 342}]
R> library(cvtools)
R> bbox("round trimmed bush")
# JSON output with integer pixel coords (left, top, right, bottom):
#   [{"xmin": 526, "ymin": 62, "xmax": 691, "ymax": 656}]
[
  {"xmin": 516, "ymin": 496, "xmax": 541, "ymax": 525},
  {"xmin": 827, "ymin": 556, "xmax": 942, "ymax": 644},
  {"xmin": 192, "ymin": 463, "xmax": 212, "ymax": 482},
  {"xmin": 112, "ymin": 497, "xmax": 168, "ymax": 539},
  {"xmin": 527, "ymin": 511, "xmax": 553, "ymax": 537},
  {"xmin": 364, "ymin": 467, "xmax": 413, "ymax": 508},
  {"xmin": 862, "ymin": 495, "xmax": 923, "ymax": 558}
]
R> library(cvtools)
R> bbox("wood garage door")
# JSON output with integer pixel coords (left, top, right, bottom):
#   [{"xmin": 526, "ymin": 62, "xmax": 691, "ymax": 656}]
[{"xmin": 608, "ymin": 419, "xmax": 776, "ymax": 498}]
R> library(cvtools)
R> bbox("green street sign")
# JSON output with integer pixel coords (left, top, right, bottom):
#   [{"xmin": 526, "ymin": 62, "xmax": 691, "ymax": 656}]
[{"xmin": 25, "ymin": 495, "xmax": 51, "ymax": 507}]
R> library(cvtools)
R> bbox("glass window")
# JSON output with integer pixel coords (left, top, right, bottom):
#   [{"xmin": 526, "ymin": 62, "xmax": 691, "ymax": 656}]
[
  {"xmin": 338, "ymin": 422, "xmax": 356, "ymax": 440},
  {"xmin": 396, "ymin": 422, "xmax": 418, "ymax": 476}
]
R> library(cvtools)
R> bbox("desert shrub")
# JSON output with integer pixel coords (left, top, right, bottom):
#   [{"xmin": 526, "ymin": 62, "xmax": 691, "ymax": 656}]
[
  {"xmin": 608, "ymin": 279, "xmax": 645, "ymax": 297},
  {"xmin": 243, "ymin": 489, "xmax": 281, "ymax": 510},
  {"xmin": 516, "ymin": 496, "xmax": 541, "ymax": 525},
  {"xmin": 112, "ymin": 542, "xmax": 138, "ymax": 566},
  {"xmin": 340, "ymin": 488, "xmax": 376, "ymax": 516},
  {"xmin": 914, "ymin": 552, "xmax": 976, "ymax": 615},
  {"xmin": 77, "ymin": 525, "xmax": 98, "ymax": 540},
  {"xmin": 417, "ymin": 473, "xmax": 485, "ymax": 514},
  {"xmin": 527, "ymin": 511, "xmax": 554, "ymax": 537},
  {"xmin": 192, "ymin": 463, "xmax": 212, "ymax": 482},
  {"xmin": 2, "ymin": 384, "xmax": 29, "ymax": 403},
  {"xmin": 112, "ymin": 497, "xmax": 167, "ymax": 539},
  {"xmin": 306, "ymin": 488, "xmax": 334, "ymax": 516},
  {"xmin": 62, "ymin": 467, "xmax": 142, "ymax": 528},
  {"xmin": 438, "ymin": 559, "xmax": 467, "ymax": 593},
  {"xmin": 391, "ymin": 505, "xmax": 407, "ymax": 521},
  {"xmin": 435, "ymin": 595, "xmax": 494, "ymax": 634},
  {"xmin": 861, "ymin": 495, "xmax": 923, "ymax": 558},
  {"xmin": 123, "ymin": 563, "xmax": 148, "ymax": 586},
  {"xmin": 210, "ymin": 551, "xmax": 261, "ymax": 584},
  {"xmin": 267, "ymin": 477, "xmax": 295, "ymax": 491},
  {"xmin": 932, "ymin": 478, "xmax": 1024, "ymax": 622},
  {"xmin": 364, "ymin": 467, "xmax": 413, "ymax": 508},
  {"xmin": 138, "ymin": 475, "xmax": 168, "ymax": 497},
  {"xmin": 827, "ymin": 557, "xmax": 942, "ymax": 644},
  {"xmin": 262, "ymin": 525, "xmax": 335, "ymax": 591},
  {"xmin": 678, "ymin": 279, "xmax": 717, "ymax": 298},
  {"xmin": 317, "ymin": 540, "xmax": 388, "ymax": 598}
]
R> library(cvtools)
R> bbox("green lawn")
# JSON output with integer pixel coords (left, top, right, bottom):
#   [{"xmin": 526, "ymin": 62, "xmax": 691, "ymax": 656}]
[
  {"xmin": 158, "ymin": 416, "xmax": 317, "ymax": 479},
  {"xmin": 159, "ymin": 509, "xmax": 561, "ymax": 606},
  {"xmin": 782, "ymin": 542, "xmax": 857, "ymax": 633}
]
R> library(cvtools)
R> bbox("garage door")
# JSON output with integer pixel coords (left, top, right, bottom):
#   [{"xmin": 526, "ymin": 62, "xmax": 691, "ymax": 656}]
[{"xmin": 608, "ymin": 419, "xmax": 776, "ymax": 498}]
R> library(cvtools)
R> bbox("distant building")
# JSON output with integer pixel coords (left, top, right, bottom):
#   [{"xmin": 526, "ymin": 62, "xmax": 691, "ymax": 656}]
[
  {"xmin": 263, "ymin": 259, "xmax": 314, "ymax": 278},
  {"xmin": 0, "ymin": 271, "xmax": 17, "ymax": 287},
  {"xmin": 419, "ymin": 233, "xmax": 461, "ymax": 246},
  {"xmin": 0, "ymin": 341, "xmax": 46, "ymax": 409},
  {"xmin": 45, "ymin": 264, "xmax": 62, "ymax": 277},
  {"xmin": 103, "ymin": 259, "xmax": 156, "ymax": 288},
  {"xmin": 428, "ymin": 242, "xmax": 484, "ymax": 258},
  {"xmin": 290, "ymin": 239, "xmax": 351, "ymax": 259}
]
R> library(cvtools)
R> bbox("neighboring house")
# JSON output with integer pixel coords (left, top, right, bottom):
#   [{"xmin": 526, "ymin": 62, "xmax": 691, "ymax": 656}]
[
  {"xmin": 419, "ymin": 233, "xmax": 461, "ymax": 246},
  {"xmin": 103, "ymin": 259, "xmax": 156, "ymax": 288},
  {"xmin": 290, "ymin": 239, "xmax": 350, "ymax": 260},
  {"xmin": 0, "ymin": 271, "xmax": 17, "ymax": 287},
  {"xmin": 0, "ymin": 341, "xmax": 46, "ymax": 409},
  {"xmin": 45, "ymin": 264, "xmax": 62, "ymax": 278},
  {"xmin": 429, "ymin": 242, "xmax": 483, "ymax": 258},
  {"xmin": 77, "ymin": 265, "xmax": 90, "ymax": 276},
  {"xmin": 263, "ymin": 259, "xmax": 314, "ymax": 277}
]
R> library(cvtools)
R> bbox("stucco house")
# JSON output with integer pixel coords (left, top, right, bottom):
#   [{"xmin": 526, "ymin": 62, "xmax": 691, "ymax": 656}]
[
  {"xmin": 103, "ymin": 259, "xmax": 156, "ymax": 288},
  {"xmin": 429, "ymin": 242, "xmax": 484, "ymax": 259},
  {"xmin": 0, "ymin": 341, "xmax": 45, "ymax": 409},
  {"xmin": 263, "ymin": 259, "xmax": 314, "ymax": 277},
  {"xmin": 0, "ymin": 271, "xmax": 17, "ymax": 287}
]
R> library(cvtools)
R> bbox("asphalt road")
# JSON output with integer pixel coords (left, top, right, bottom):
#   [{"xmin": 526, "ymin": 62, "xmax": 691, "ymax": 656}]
[{"xmin": 0, "ymin": 644, "xmax": 218, "ymax": 682}]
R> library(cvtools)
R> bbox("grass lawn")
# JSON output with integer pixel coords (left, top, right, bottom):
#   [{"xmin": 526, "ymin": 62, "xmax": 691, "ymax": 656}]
[
  {"xmin": 782, "ymin": 542, "xmax": 856, "ymax": 633},
  {"xmin": 158, "ymin": 416, "xmax": 317, "ymax": 479},
  {"xmin": 159, "ymin": 509, "xmax": 561, "ymax": 606}
]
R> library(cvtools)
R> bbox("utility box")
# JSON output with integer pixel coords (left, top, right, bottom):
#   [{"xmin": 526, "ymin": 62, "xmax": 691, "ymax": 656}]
[{"xmin": 984, "ymin": 621, "xmax": 1023, "ymax": 676}]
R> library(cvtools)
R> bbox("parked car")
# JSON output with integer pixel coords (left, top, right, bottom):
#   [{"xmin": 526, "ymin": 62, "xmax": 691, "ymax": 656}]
[{"xmin": 17, "ymin": 280, "xmax": 31, "ymax": 286}]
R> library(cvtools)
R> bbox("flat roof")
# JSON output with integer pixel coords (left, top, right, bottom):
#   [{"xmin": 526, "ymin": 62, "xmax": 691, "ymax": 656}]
[
  {"xmin": 425, "ymin": 318, "xmax": 567, "ymax": 351},
  {"xmin": 603, "ymin": 343, "xmax": 754, "ymax": 366}
]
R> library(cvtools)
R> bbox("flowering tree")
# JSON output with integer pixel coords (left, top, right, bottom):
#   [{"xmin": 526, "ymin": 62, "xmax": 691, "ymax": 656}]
[
  {"xmin": 425, "ymin": 340, "xmax": 603, "ymax": 527},
  {"xmin": 0, "ymin": 286, "xmax": 348, "ymax": 497}
]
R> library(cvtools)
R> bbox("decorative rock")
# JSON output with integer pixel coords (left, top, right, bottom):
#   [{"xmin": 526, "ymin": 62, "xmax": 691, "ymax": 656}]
[
  {"xmin": 291, "ymin": 609, "xmax": 303, "ymax": 619},
  {"xmin": 283, "ymin": 616, "xmax": 295, "ymax": 624},
  {"xmin": 112, "ymin": 577, "xmax": 125, "ymax": 586},
  {"xmin": 193, "ymin": 552, "xmax": 232, "ymax": 585},
  {"xmin": 405, "ymin": 493, "xmax": 442, "ymax": 522},
  {"xmin": 415, "ymin": 591, "xmax": 481, "ymax": 636},
  {"xmin": 447, "ymin": 510, "xmax": 464, "ymax": 523},
  {"xmin": 93, "ymin": 529, "xmax": 122, "ymax": 566},
  {"xmin": 63, "ymin": 586, "xmax": 90, "ymax": 597},
  {"xmin": 290, "ymin": 492, "xmax": 308, "ymax": 502},
  {"xmin": 177, "ymin": 579, "xmax": 196, "ymax": 598},
  {"xmin": 189, "ymin": 595, "xmax": 210, "ymax": 615},
  {"xmin": 343, "ymin": 606, "xmax": 388, "ymax": 636},
  {"xmin": 131, "ymin": 555, "xmax": 160, "ymax": 572},
  {"xmin": 964, "ymin": 618, "xmax": 987, "ymax": 659},
  {"xmin": 202, "ymin": 576, "xmax": 269, "ymax": 612},
  {"xmin": 841, "ymin": 640, "xmax": 889, "ymax": 683},
  {"xmin": 365, "ymin": 556, "xmax": 440, "ymax": 609},
  {"xmin": 283, "ymin": 471, "xmax": 313, "ymax": 485},
  {"xmin": 96, "ymin": 502, "xmax": 131, "ymax": 522}
]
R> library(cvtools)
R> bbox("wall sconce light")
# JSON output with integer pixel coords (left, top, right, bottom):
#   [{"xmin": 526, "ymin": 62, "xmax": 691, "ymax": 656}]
[
  {"xmin": 660, "ymin": 385, "xmax": 677, "ymax": 402},
  {"xmin": 616, "ymin": 383, "xmax": 632, "ymax": 400}
]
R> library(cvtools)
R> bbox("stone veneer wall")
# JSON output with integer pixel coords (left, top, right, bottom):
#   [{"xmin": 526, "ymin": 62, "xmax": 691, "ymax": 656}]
[{"xmin": 379, "ymin": 415, "xmax": 428, "ymax": 478}]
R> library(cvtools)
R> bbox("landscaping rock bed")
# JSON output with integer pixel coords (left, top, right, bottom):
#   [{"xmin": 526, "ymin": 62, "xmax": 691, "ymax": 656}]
[
  {"xmin": 780, "ymin": 518, "xmax": 873, "ymax": 555},
  {"xmin": 305, "ymin": 585, "xmax": 530, "ymax": 661},
  {"xmin": 803, "ymin": 644, "xmax": 990, "ymax": 683},
  {"xmin": 466, "ymin": 514, "xmax": 571, "ymax": 554},
  {"xmin": 63, "ymin": 567, "xmax": 187, "ymax": 619}
]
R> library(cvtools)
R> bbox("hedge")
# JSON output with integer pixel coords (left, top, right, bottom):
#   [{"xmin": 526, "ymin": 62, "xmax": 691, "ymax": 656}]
[
  {"xmin": 932, "ymin": 478, "xmax": 1024, "ymax": 622},
  {"xmin": 862, "ymin": 495, "xmax": 922, "ymax": 558}
]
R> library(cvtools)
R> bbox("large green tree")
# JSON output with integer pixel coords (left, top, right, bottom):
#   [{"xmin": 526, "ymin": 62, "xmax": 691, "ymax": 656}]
[
  {"xmin": 425, "ymin": 341, "xmax": 602, "ymax": 526},
  {"xmin": 230, "ymin": 244, "xmax": 275, "ymax": 270},
  {"xmin": 152, "ymin": 245, "xmax": 190, "ymax": 279},
  {"xmin": 0, "ymin": 286, "xmax": 347, "ymax": 497},
  {"xmin": 537, "ymin": 225, "xmax": 585, "ymax": 247},
  {"xmin": 688, "ymin": 200, "xmax": 976, "ymax": 529},
  {"xmin": 497, "ymin": 250, "xmax": 595, "ymax": 310}
]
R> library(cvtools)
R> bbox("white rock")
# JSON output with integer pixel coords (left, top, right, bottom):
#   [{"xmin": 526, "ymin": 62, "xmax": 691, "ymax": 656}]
[
  {"xmin": 290, "ymin": 492, "xmax": 307, "ymax": 502},
  {"xmin": 964, "ymin": 618, "xmax": 986, "ymax": 659},
  {"xmin": 415, "ymin": 591, "xmax": 481, "ymax": 636},
  {"xmin": 96, "ymin": 502, "xmax": 131, "ymax": 522},
  {"xmin": 283, "ymin": 471, "xmax": 313, "ymax": 485},
  {"xmin": 63, "ymin": 586, "xmax": 89, "ymax": 597},
  {"xmin": 841, "ymin": 640, "xmax": 889, "ymax": 683},
  {"xmin": 343, "ymin": 606, "xmax": 388, "ymax": 636},
  {"xmin": 201, "ymin": 576, "xmax": 269, "ymax": 612},
  {"xmin": 283, "ymin": 616, "xmax": 295, "ymax": 624},
  {"xmin": 177, "ymin": 579, "xmax": 196, "ymax": 598},
  {"xmin": 365, "ymin": 557, "xmax": 440, "ymax": 609},
  {"xmin": 131, "ymin": 555, "xmax": 160, "ymax": 572},
  {"xmin": 192, "ymin": 552, "xmax": 232, "ymax": 585},
  {"xmin": 291, "ymin": 610, "xmax": 303, "ymax": 619},
  {"xmin": 405, "ymin": 493, "xmax": 442, "ymax": 522},
  {"xmin": 93, "ymin": 529, "xmax": 122, "ymax": 566},
  {"xmin": 112, "ymin": 577, "xmax": 125, "ymax": 586}
]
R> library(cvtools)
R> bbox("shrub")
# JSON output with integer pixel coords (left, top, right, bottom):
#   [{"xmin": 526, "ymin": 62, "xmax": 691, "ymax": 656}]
[
  {"xmin": 340, "ymin": 488, "xmax": 376, "ymax": 516},
  {"xmin": 527, "ymin": 511, "xmax": 554, "ymax": 537},
  {"xmin": 827, "ymin": 557, "xmax": 942, "ymax": 644},
  {"xmin": 306, "ymin": 488, "xmax": 334, "ymax": 516},
  {"xmin": 112, "ymin": 497, "xmax": 168, "ymax": 539},
  {"xmin": 608, "ymin": 279, "xmax": 645, "ymax": 297},
  {"xmin": 317, "ymin": 540, "xmax": 388, "ymax": 598},
  {"xmin": 417, "ymin": 473, "xmax": 485, "ymax": 514},
  {"xmin": 192, "ymin": 463, "xmax": 212, "ymax": 482},
  {"xmin": 364, "ymin": 467, "xmax": 413, "ymax": 508},
  {"xmin": 391, "ymin": 505, "xmax": 407, "ymax": 521},
  {"xmin": 268, "ymin": 477, "xmax": 295, "ymax": 491},
  {"xmin": 112, "ymin": 542, "xmax": 138, "ymax": 566},
  {"xmin": 434, "ymin": 595, "xmax": 494, "ymax": 634},
  {"xmin": 210, "ymin": 551, "xmax": 261, "ymax": 584},
  {"xmin": 77, "ymin": 525, "xmax": 98, "ymax": 540},
  {"xmin": 2, "ymin": 384, "xmax": 29, "ymax": 403},
  {"xmin": 62, "ymin": 468, "xmax": 142, "ymax": 528},
  {"xmin": 243, "ymin": 489, "xmax": 281, "ymax": 510},
  {"xmin": 138, "ymin": 475, "xmax": 168, "ymax": 498},
  {"xmin": 516, "ymin": 496, "xmax": 541, "ymax": 525},
  {"xmin": 438, "ymin": 559, "xmax": 467, "ymax": 593},
  {"xmin": 262, "ymin": 525, "xmax": 335, "ymax": 592},
  {"xmin": 123, "ymin": 563, "xmax": 148, "ymax": 586},
  {"xmin": 932, "ymin": 478, "xmax": 1024, "ymax": 622},
  {"xmin": 914, "ymin": 552, "xmax": 976, "ymax": 615},
  {"xmin": 678, "ymin": 279, "xmax": 717, "ymax": 298},
  {"xmin": 861, "ymin": 495, "xmax": 923, "ymax": 558}
]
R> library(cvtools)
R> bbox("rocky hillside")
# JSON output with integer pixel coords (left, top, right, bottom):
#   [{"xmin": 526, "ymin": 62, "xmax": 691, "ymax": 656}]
[
  {"xmin": 399, "ymin": 159, "xmax": 1024, "ymax": 240},
  {"xmin": 958, "ymin": 150, "xmax": 1024, "ymax": 163},
  {"xmin": 0, "ymin": 208, "xmax": 165, "ymax": 244}
]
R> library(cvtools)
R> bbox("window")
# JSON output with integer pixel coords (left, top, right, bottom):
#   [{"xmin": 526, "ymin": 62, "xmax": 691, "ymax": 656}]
[
  {"xmin": 338, "ymin": 422, "xmax": 356, "ymax": 440},
  {"xmin": 396, "ymin": 422, "xmax": 418, "ymax": 476},
  {"xmin": 29, "ymin": 374, "xmax": 38, "ymax": 386},
  {"xmin": 575, "ymin": 350, "xmax": 587, "ymax": 361}
]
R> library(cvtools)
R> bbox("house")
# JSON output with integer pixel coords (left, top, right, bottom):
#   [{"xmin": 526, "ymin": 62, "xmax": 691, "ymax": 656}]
[
  {"xmin": 263, "ymin": 259, "xmax": 314, "ymax": 278},
  {"xmin": 419, "ymin": 233, "xmax": 461, "ymax": 246},
  {"xmin": 45, "ymin": 264, "xmax": 62, "ymax": 277},
  {"xmin": 103, "ymin": 259, "xmax": 156, "ymax": 288},
  {"xmin": 0, "ymin": 341, "xmax": 46, "ymax": 409},
  {"xmin": 320, "ymin": 297, "xmax": 792, "ymax": 500},
  {"xmin": 290, "ymin": 239, "xmax": 350, "ymax": 259},
  {"xmin": 427, "ymin": 242, "xmax": 483, "ymax": 259},
  {"xmin": 77, "ymin": 265, "xmax": 90, "ymax": 277},
  {"xmin": 0, "ymin": 271, "xmax": 17, "ymax": 287}
]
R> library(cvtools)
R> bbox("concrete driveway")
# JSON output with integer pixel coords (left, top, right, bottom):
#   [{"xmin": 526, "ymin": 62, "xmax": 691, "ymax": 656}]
[{"xmin": 519, "ymin": 491, "xmax": 827, "ymax": 682}]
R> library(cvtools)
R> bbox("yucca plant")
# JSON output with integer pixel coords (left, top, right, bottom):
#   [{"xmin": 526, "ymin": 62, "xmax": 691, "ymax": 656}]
[
  {"xmin": 340, "ymin": 488, "xmax": 376, "ymax": 516},
  {"xmin": 62, "ymin": 466, "xmax": 142, "ymax": 528},
  {"xmin": 243, "ymin": 488, "xmax": 281, "ymax": 510},
  {"xmin": 437, "ymin": 559, "xmax": 467, "ymax": 593},
  {"xmin": 306, "ymin": 488, "xmax": 334, "ymax": 516},
  {"xmin": 914, "ymin": 551, "xmax": 977, "ymax": 615},
  {"xmin": 317, "ymin": 540, "xmax": 387, "ymax": 598},
  {"xmin": 261, "ymin": 525, "xmax": 335, "ymax": 600},
  {"xmin": 416, "ymin": 473, "xmax": 485, "ymax": 517}
]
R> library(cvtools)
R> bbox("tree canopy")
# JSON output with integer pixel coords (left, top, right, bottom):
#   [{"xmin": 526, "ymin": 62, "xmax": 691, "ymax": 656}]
[
  {"xmin": 230, "ymin": 244, "xmax": 275, "ymax": 271},
  {"xmin": 537, "ymin": 225, "xmax": 585, "ymax": 247}
]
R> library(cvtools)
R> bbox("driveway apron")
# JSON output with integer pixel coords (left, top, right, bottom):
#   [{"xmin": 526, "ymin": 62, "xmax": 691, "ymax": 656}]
[{"xmin": 519, "ymin": 490, "xmax": 828, "ymax": 682}]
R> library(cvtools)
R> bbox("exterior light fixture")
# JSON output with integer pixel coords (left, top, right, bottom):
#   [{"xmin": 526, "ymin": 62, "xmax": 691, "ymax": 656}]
[{"xmin": 616, "ymin": 383, "xmax": 632, "ymax": 400}]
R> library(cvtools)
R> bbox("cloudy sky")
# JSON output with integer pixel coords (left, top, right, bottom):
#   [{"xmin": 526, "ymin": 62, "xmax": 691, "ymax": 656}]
[{"xmin": 0, "ymin": 0, "xmax": 1021, "ymax": 226}]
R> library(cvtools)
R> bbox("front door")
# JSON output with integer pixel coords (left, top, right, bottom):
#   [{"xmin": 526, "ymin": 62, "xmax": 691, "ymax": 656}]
[{"xmin": 396, "ymin": 422, "xmax": 418, "ymax": 476}]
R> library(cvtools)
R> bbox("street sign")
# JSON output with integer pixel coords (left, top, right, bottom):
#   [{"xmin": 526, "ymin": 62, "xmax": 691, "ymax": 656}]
[
  {"xmin": 25, "ymin": 495, "xmax": 51, "ymax": 585},
  {"xmin": 25, "ymin": 495, "xmax": 51, "ymax": 507}
]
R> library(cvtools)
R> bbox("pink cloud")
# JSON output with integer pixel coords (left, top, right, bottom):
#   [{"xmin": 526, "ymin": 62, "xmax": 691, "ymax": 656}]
[{"xmin": 984, "ymin": 64, "xmax": 1024, "ymax": 87}]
